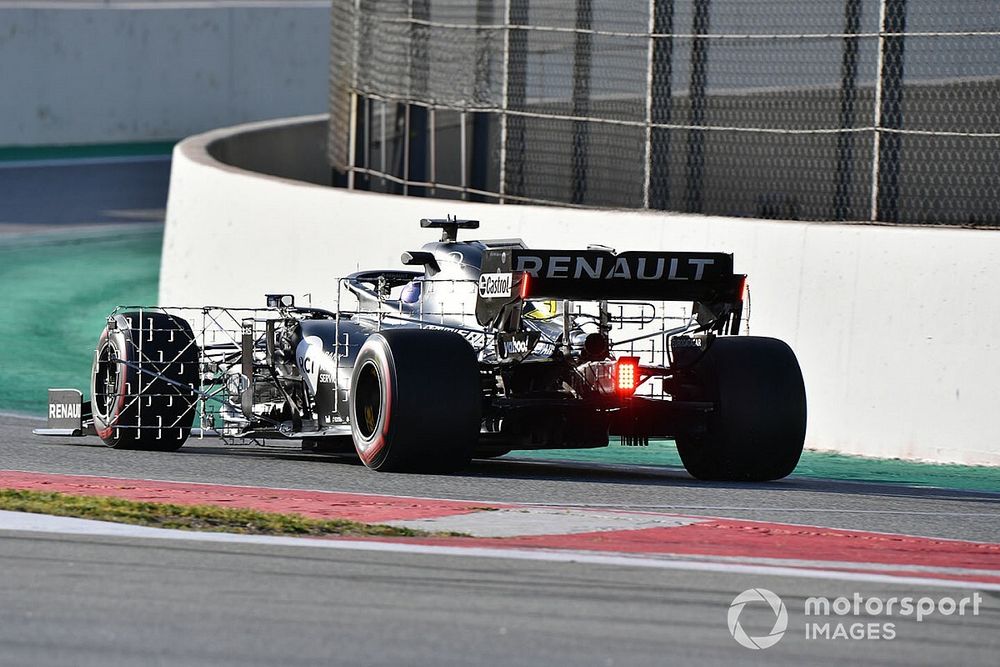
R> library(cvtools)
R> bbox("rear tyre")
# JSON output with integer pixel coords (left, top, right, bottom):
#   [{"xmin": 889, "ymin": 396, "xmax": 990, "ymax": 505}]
[
  {"xmin": 349, "ymin": 329, "xmax": 481, "ymax": 472},
  {"xmin": 91, "ymin": 311, "xmax": 199, "ymax": 451},
  {"xmin": 674, "ymin": 336, "xmax": 806, "ymax": 481}
]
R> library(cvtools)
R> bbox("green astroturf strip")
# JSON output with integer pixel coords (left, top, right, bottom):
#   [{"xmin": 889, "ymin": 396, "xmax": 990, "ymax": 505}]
[
  {"xmin": 0, "ymin": 226, "xmax": 163, "ymax": 414},
  {"xmin": 510, "ymin": 441, "xmax": 1000, "ymax": 493},
  {"xmin": 0, "ymin": 142, "xmax": 176, "ymax": 162}
]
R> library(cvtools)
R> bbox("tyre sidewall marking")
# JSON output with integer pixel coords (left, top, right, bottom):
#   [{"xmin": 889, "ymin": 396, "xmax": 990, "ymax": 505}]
[
  {"xmin": 351, "ymin": 339, "xmax": 394, "ymax": 466},
  {"xmin": 93, "ymin": 325, "xmax": 129, "ymax": 441}
]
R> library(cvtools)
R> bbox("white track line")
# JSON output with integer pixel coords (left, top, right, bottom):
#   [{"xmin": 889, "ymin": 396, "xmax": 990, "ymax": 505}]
[
  {"xmin": 0, "ymin": 154, "xmax": 172, "ymax": 170},
  {"xmin": 649, "ymin": 553, "xmax": 1000, "ymax": 579},
  {"xmin": 0, "ymin": 412, "xmax": 44, "ymax": 421},
  {"xmin": 548, "ymin": 504, "xmax": 1000, "ymax": 517},
  {"xmin": 0, "ymin": 511, "xmax": 996, "ymax": 591},
  {"xmin": 0, "ymin": 2, "xmax": 330, "ymax": 12}
]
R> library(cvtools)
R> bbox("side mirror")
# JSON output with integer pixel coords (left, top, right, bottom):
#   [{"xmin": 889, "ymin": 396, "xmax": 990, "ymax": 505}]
[
  {"xmin": 265, "ymin": 294, "xmax": 295, "ymax": 308},
  {"xmin": 401, "ymin": 251, "xmax": 439, "ymax": 273}
]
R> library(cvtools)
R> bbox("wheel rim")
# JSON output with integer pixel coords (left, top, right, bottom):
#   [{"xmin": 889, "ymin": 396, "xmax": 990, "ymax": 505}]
[
  {"xmin": 94, "ymin": 341, "xmax": 120, "ymax": 419},
  {"xmin": 354, "ymin": 359, "xmax": 383, "ymax": 441}
]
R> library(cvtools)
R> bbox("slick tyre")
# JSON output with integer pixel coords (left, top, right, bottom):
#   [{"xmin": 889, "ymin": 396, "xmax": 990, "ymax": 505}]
[
  {"xmin": 349, "ymin": 329, "xmax": 481, "ymax": 472},
  {"xmin": 91, "ymin": 311, "xmax": 199, "ymax": 451},
  {"xmin": 674, "ymin": 336, "xmax": 806, "ymax": 481}
]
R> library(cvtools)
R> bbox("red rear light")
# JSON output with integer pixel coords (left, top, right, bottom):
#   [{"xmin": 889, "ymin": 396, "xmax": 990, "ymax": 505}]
[
  {"xmin": 615, "ymin": 356, "xmax": 640, "ymax": 395},
  {"xmin": 519, "ymin": 272, "xmax": 530, "ymax": 299}
]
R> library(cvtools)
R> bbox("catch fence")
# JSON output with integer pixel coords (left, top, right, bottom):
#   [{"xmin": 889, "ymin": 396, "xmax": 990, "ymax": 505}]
[{"xmin": 329, "ymin": 0, "xmax": 1000, "ymax": 225}]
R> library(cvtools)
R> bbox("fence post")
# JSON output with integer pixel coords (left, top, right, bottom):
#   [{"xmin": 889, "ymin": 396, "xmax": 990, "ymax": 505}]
[
  {"xmin": 870, "ymin": 0, "xmax": 908, "ymax": 222},
  {"xmin": 347, "ymin": 93, "xmax": 358, "ymax": 191},
  {"xmin": 647, "ymin": 0, "xmax": 674, "ymax": 210},
  {"xmin": 685, "ymin": 0, "xmax": 710, "ymax": 214},
  {"xmin": 345, "ymin": 0, "xmax": 363, "ymax": 189},
  {"xmin": 471, "ymin": 0, "xmax": 495, "ymax": 201},
  {"xmin": 834, "ymin": 0, "xmax": 862, "ymax": 221},
  {"xmin": 498, "ymin": 0, "xmax": 511, "ymax": 203},
  {"xmin": 502, "ymin": 0, "xmax": 529, "ymax": 203},
  {"xmin": 570, "ymin": 0, "xmax": 592, "ymax": 205},
  {"xmin": 407, "ymin": 0, "xmax": 430, "ymax": 197}
]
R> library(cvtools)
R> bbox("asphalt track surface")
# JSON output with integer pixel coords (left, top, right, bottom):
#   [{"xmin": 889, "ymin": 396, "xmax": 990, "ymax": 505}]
[
  {"xmin": 3, "ymin": 414, "xmax": 999, "ymax": 665},
  {"xmin": 1, "ymin": 528, "xmax": 995, "ymax": 667},
  {"xmin": 5, "ymin": 415, "xmax": 999, "ymax": 543}
]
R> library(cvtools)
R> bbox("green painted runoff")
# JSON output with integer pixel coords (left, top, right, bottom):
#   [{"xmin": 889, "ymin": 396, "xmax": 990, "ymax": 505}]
[{"xmin": 0, "ymin": 226, "xmax": 162, "ymax": 414}]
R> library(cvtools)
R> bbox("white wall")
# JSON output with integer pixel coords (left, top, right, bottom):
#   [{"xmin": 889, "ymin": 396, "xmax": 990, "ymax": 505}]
[
  {"xmin": 161, "ymin": 116, "xmax": 1000, "ymax": 466},
  {"xmin": 0, "ymin": 2, "xmax": 330, "ymax": 146}
]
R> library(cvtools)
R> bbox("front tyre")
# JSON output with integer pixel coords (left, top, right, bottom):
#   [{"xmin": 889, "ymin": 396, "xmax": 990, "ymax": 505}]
[
  {"xmin": 674, "ymin": 336, "xmax": 806, "ymax": 481},
  {"xmin": 349, "ymin": 329, "xmax": 481, "ymax": 472},
  {"xmin": 91, "ymin": 311, "xmax": 199, "ymax": 451}
]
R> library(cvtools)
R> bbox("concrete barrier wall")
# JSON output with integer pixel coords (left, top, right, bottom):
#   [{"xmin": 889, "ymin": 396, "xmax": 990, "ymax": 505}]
[
  {"xmin": 0, "ymin": 2, "xmax": 330, "ymax": 146},
  {"xmin": 162, "ymin": 116, "xmax": 1000, "ymax": 466},
  {"xmin": 207, "ymin": 116, "xmax": 330, "ymax": 185}
]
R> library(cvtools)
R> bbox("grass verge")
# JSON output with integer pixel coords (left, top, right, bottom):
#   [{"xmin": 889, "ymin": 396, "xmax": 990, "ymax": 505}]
[{"xmin": 0, "ymin": 489, "xmax": 441, "ymax": 538}]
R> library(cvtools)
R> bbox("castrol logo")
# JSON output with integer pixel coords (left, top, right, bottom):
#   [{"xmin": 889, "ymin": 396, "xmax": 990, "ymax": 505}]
[{"xmin": 478, "ymin": 272, "xmax": 513, "ymax": 299}]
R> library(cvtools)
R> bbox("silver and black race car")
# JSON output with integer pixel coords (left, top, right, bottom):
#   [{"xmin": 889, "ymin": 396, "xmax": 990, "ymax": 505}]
[{"xmin": 36, "ymin": 217, "xmax": 807, "ymax": 480}]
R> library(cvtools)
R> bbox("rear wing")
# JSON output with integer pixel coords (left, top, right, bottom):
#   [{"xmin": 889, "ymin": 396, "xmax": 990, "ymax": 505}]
[{"xmin": 475, "ymin": 248, "xmax": 746, "ymax": 333}]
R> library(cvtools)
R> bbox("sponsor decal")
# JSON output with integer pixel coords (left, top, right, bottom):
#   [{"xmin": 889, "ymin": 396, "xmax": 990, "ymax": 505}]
[
  {"xmin": 505, "ymin": 337, "xmax": 530, "ymax": 354},
  {"xmin": 48, "ymin": 403, "xmax": 81, "ymax": 420},
  {"xmin": 296, "ymin": 336, "xmax": 328, "ymax": 395},
  {"xmin": 476, "ymin": 249, "xmax": 735, "ymax": 306},
  {"xmin": 478, "ymin": 272, "xmax": 514, "ymax": 298},
  {"xmin": 515, "ymin": 254, "xmax": 717, "ymax": 281},
  {"xmin": 496, "ymin": 331, "xmax": 542, "ymax": 361},
  {"xmin": 423, "ymin": 325, "xmax": 487, "ymax": 349}
]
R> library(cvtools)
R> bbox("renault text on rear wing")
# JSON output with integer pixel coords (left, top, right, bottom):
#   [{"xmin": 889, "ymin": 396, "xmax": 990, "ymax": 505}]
[{"xmin": 479, "ymin": 248, "xmax": 740, "ymax": 297}]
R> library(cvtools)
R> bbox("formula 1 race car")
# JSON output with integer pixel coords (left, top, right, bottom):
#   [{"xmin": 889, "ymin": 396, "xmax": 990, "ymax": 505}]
[{"xmin": 35, "ymin": 217, "xmax": 807, "ymax": 480}]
